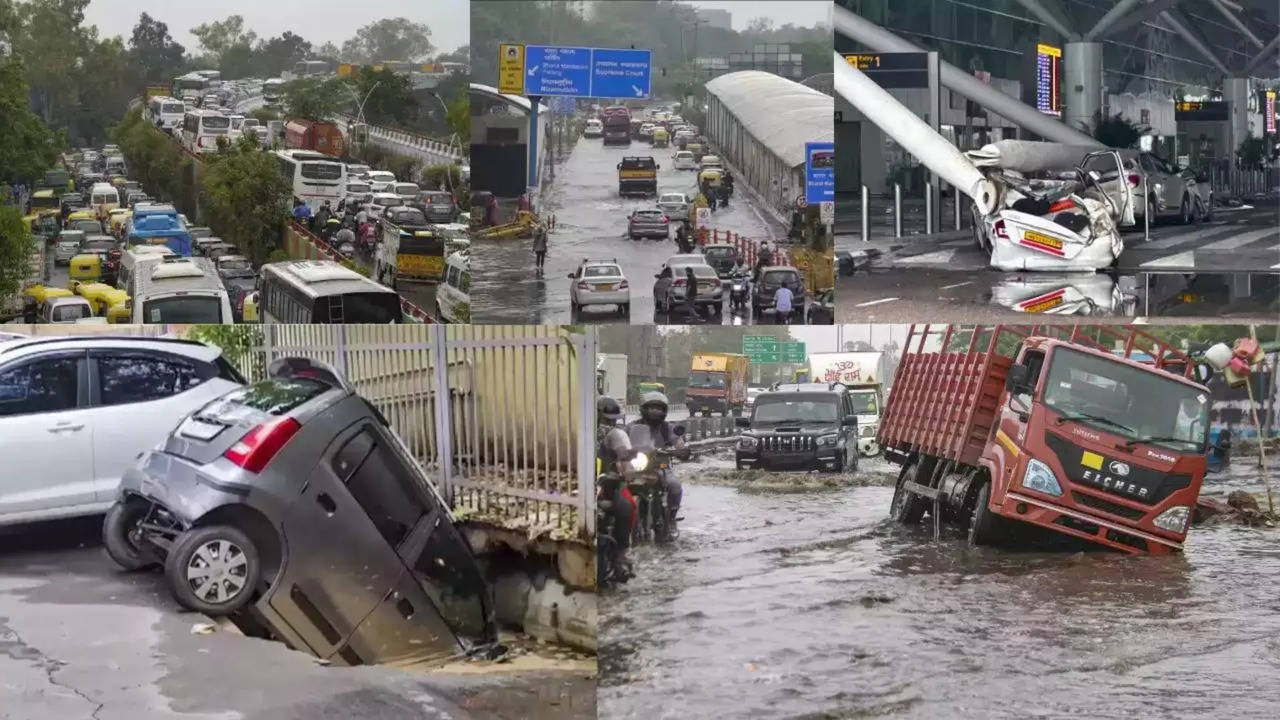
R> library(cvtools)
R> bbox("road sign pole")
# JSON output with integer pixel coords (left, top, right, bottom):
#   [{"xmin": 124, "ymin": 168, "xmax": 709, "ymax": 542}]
[{"xmin": 528, "ymin": 96, "xmax": 541, "ymax": 190}]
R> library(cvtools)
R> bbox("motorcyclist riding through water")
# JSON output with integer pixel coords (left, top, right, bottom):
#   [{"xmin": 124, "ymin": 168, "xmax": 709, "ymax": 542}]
[
  {"xmin": 630, "ymin": 391, "xmax": 686, "ymax": 533},
  {"xmin": 597, "ymin": 396, "xmax": 637, "ymax": 583}
]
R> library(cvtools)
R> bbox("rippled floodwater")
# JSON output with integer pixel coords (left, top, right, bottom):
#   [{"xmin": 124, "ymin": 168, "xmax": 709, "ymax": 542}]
[{"xmin": 599, "ymin": 457, "xmax": 1280, "ymax": 719}]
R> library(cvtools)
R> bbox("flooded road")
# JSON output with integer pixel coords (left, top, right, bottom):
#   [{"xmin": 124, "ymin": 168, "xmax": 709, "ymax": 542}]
[
  {"xmin": 599, "ymin": 454, "xmax": 1280, "ymax": 719},
  {"xmin": 471, "ymin": 134, "xmax": 777, "ymax": 325}
]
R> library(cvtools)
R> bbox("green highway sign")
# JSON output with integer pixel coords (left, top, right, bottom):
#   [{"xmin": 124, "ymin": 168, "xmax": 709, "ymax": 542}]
[
  {"xmin": 782, "ymin": 341, "xmax": 806, "ymax": 364},
  {"xmin": 742, "ymin": 335, "xmax": 780, "ymax": 363}
]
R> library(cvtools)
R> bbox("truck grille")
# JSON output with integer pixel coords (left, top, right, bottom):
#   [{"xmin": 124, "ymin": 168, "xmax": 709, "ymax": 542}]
[
  {"xmin": 762, "ymin": 435, "xmax": 814, "ymax": 452},
  {"xmin": 1072, "ymin": 492, "xmax": 1145, "ymax": 521}
]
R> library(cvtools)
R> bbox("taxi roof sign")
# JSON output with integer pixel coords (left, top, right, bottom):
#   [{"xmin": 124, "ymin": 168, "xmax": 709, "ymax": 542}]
[{"xmin": 499, "ymin": 43, "xmax": 526, "ymax": 95}]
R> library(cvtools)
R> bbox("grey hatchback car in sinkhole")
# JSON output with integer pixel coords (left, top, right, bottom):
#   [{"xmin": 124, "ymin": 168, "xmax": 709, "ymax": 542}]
[{"xmin": 104, "ymin": 357, "xmax": 497, "ymax": 667}]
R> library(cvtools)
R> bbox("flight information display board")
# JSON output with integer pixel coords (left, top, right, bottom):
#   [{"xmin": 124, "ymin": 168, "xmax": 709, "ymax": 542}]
[
  {"xmin": 1266, "ymin": 91, "xmax": 1276, "ymax": 135},
  {"xmin": 1174, "ymin": 101, "xmax": 1229, "ymax": 122},
  {"xmin": 1035, "ymin": 44, "xmax": 1061, "ymax": 116}
]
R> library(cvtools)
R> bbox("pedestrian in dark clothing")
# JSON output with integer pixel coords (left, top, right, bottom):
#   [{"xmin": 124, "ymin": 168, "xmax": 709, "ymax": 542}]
[{"xmin": 684, "ymin": 265, "xmax": 701, "ymax": 319}]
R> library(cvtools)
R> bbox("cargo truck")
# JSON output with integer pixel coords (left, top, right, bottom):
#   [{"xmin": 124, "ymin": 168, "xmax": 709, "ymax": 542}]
[
  {"xmin": 797, "ymin": 352, "xmax": 889, "ymax": 457},
  {"xmin": 596, "ymin": 352, "xmax": 628, "ymax": 403},
  {"xmin": 879, "ymin": 324, "xmax": 1211, "ymax": 555},
  {"xmin": 686, "ymin": 352, "xmax": 749, "ymax": 416},
  {"xmin": 373, "ymin": 206, "xmax": 445, "ymax": 286},
  {"xmin": 617, "ymin": 156, "xmax": 658, "ymax": 197},
  {"xmin": 284, "ymin": 119, "xmax": 346, "ymax": 157}
]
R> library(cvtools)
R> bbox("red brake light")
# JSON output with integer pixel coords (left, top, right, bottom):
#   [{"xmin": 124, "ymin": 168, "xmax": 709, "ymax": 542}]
[
  {"xmin": 1127, "ymin": 174, "xmax": 1140, "ymax": 187},
  {"xmin": 577, "ymin": 281, "xmax": 589, "ymax": 290},
  {"xmin": 661, "ymin": 215, "xmax": 669, "ymax": 223},
  {"xmin": 993, "ymin": 219, "xmax": 1009, "ymax": 240},
  {"xmin": 673, "ymin": 278, "xmax": 686, "ymax": 286},
  {"xmin": 618, "ymin": 279, "xmax": 630, "ymax": 289},
  {"xmin": 224, "ymin": 417, "xmax": 301, "ymax": 473}
]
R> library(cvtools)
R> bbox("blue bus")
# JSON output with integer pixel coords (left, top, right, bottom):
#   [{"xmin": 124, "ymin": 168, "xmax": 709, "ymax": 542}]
[{"xmin": 126, "ymin": 204, "xmax": 193, "ymax": 256}]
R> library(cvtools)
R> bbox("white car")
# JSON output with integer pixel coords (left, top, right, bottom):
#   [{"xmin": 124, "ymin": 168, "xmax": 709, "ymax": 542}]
[
  {"xmin": 366, "ymin": 170, "xmax": 396, "ymax": 192},
  {"xmin": 346, "ymin": 163, "xmax": 372, "ymax": 179},
  {"xmin": 436, "ymin": 251, "xmax": 470, "ymax": 323},
  {"xmin": 657, "ymin": 192, "xmax": 690, "ymax": 219},
  {"xmin": 0, "ymin": 337, "xmax": 244, "ymax": 526},
  {"xmin": 673, "ymin": 150, "xmax": 697, "ymax": 171},
  {"xmin": 367, "ymin": 192, "xmax": 404, "ymax": 219},
  {"xmin": 699, "ymin": 155, "xmax": 722, "ymax": 170},
  {"xmin": 568, "ymin": 261, "xmax": 630, "ymax": 317},
  {"xmin": 584, "ymin": 119, "xmax": 603, "ymax": 138}
]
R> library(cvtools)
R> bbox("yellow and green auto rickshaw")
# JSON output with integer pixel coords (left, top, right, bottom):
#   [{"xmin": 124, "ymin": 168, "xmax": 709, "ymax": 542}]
[
  {"xmin": 651, "ymin": 127, "xmax": 669, "ymax": 148},
  {"xmin": 67, "ymin": 253, "xmax": 103, "ymax": 284}
]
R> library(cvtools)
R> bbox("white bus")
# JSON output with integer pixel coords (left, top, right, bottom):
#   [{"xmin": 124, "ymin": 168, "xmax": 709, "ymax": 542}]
[
  {"xmin": 294, "ymin": 60, "xmax": 331, "ymax": 77},
  {"xmin": 194, "ymin": 69, "xmax": 222, "ymax": 87},
  {"xmin": 182, "ymin": 109, "xmax": 230, "ymax": 154},
  {"xmin": 130, "ymin": 255, "xmax": 234, "ymax": 324},
  {"xmin": 172, "ymin": 73, "xmax": 209, "ymax": 101},
  {"xmin": 263, "ymin": 77, "xmax": 284, "ymax": 103},
  {"xmin": 147, "ymin": 96, "xmax": 187, "ymax": 132},
  {"xmin": 274, "ymin": 149, "xmax": 346, "ymax": 212},
  {"xmin": 259, "ymin": 260, "xmax": 402, "ymax": 323}
]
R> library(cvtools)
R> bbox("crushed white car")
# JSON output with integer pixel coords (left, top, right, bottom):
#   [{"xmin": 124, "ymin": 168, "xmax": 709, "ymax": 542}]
[{"xmin": 990, "ymin": 274, "xmax": 1134, "ymax": 316}]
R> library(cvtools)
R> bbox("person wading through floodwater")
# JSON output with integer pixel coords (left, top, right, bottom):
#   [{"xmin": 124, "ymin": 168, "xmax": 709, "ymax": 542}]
[{"xmin": 532, "ymin": 222, "xmax": 548, "ymax": 276}]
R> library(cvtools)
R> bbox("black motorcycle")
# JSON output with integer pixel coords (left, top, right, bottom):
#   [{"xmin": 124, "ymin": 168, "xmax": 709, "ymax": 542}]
[
  {"xmin": 729, "ymin": 272, "xmax": 749, "ymax": 312},
  {"xmin": 626, "ymin": 424, "xmax": 687, "ymax": 545}
]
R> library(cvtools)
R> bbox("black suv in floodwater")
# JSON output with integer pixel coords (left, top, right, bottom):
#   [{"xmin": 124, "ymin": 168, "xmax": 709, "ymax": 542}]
[{"xmin": 734, "ymin": 383, "xmax": 859, "ymax": 473}]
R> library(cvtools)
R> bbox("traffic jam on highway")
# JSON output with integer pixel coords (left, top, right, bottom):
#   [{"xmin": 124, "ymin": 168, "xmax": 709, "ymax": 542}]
[
  {"xmin": 7, "ymin": 68, "xmax": 473, "ymax": 326},
  {"xmin": 470, "ymin": 41, "xmax": 834, "ymax": 326},
  {"xmin": 598, "ymin": 324, "xmax": 1278, "ymax": 719}
]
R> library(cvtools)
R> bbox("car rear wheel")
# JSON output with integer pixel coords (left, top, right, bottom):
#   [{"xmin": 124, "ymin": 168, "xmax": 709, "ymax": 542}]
[
  {"xmin": 165, "ymin": 525, "xmax": 260, "ymax": 616},
  {"xmin": 103, "ymin": 499, "xmax": 158, "ymax": 571}
]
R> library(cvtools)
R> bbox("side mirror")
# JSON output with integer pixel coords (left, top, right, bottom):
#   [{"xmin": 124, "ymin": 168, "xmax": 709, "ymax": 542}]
[
  {"xmin": 1004, "ymin": 364, "xmax": 1030, "ymax": 392},
  {"xmin": 673, "ymin": 424, "xmax": 686, "ymax": 437},
  {"xmin": 1193, "ymin": 362, "xmax": 1215, "ymax": 385},
  {"xmin": 735, "ymin": 416, "xmax": 751, "ymax": 428},
  {"xmin": 842, "ymin": 415, "xmax": 858, "ymax": 426},
  {"xmin": 567, "ymin": 273, "xmax": 575, "ymax": 279}
]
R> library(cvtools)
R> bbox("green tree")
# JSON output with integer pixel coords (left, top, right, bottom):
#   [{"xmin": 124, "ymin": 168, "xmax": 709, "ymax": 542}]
[
  {"xmin": 184, "ymin": 325, "xmax": 265, "ymax": 377},
  {"xmin": 16, "ymin": 0, "xmax": 92, "ymax": 128},
  {"xmin": 73, "ymin": 36, "xmax": 136, "ymax": 146},
  {"xmin": 0, "ymin": 203, "xmax": 35, "ymax": 305},
  {"xmin": 255, "ymin": 31, "xmax": 312, "ymax": 76},
  {"xmin": 199, "ymin": 138, "xmax": 291, "ymax": 265},
  {"xmin": 128, "ymin": 12, "xmax": 186, "ymax": 83},
  {"xmin": 0, "ymin": 53, "xmax": 59, "ymax": 183},
  {"xmin": 342, "ymin": 18, "xmax": 433, "ymax": 63},
  {"xmin": 282, "ymin": 76, "xmax": 346, "ymax": 122},
  {"xmin": 349, "ymin": 66, "xmax": 419, "ymax": 126},
  {"xmin": 313, "ymin": 41, "xmax": 341, "ymax": 64},
  {"xmin": 190, "ymin": 15, "xmax": 257, "ymax": 65},
  {"xmin": 1084, "ymin": 110, "xmax": 1149, "ymax": 149}
]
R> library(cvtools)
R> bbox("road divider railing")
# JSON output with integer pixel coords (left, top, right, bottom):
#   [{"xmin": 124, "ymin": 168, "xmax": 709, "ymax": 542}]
[
  {"xmin": 285, "ymin": 219, "xmax": 437, "ymax": 323},
  {"xmin": 334, "ymin": 113, "xmax": 461, "ymax": 162}
]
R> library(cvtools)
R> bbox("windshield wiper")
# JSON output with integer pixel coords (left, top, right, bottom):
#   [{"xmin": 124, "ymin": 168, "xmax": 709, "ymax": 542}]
[
  {"xmin": 1123, "ymin": 435, "xmax": 1194, "ymax": 449},
  {"xmin": 1053, "ymin": 410, "xmax": 1135, "ymax": 436}
]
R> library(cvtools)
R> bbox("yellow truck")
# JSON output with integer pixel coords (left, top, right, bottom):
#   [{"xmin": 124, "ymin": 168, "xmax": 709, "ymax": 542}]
[
  {"xmin": 686, "ymin": 352, "xmax": 749, "ymax": 416},
  {"xmin": 617, "ymin": 156, "xmax": 658, "ymax": 197}
]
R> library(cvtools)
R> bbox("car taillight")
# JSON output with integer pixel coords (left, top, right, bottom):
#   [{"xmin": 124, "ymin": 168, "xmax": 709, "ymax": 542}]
[
  {"xmin": 224, "ymin": 416, "xmax": 301, "ymax": 473},
  {"xmin": 673, "ymin": 278, "xmax": 686, "ymax": 286},
  {"xmin": 710, "ymin": 278, "xmax": 721, "ymax": 287},
  {"xmin": 1128, "ymin": 174, "xmax": 1140, "ymax": 187},
  {"xmin": 661, "ymin": 215, "xmax": 669, "ymax": 223},
  {"xmin": 993, "ymin": 218, "xmax": 1009, "ymax": 240},
  {"xmin": 577, "ymin": 281, "xmax": 589, "ymax": 290},
  {"xmin": 618, "ymin": 280, "xmax": 629, "ymax": 289}
]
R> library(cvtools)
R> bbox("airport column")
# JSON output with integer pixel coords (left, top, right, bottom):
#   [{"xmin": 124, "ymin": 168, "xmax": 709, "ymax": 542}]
[
  {"xmin": 1223, "ymin": 78, "xmax": 1250, "ymax": 170},
  {"xmin": 1064, "ymin": 42, "xmax": 1103, "ymax": 133}
]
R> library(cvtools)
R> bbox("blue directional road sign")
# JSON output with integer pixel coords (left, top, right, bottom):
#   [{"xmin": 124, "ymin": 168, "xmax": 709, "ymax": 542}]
[
  {"xmin": 805, "ymin": 141, "xmax": 835, "ymax": 204},
  {"xmin": 525, "ymin": 45, "xmax": 592, "ymax": 96},
  {"xmin": 523, "ymin": 45, "xmax": 651, "ymax": 99},
  {"xmin": 590, "ymin": 47, "xmax": 651, "ymax": 99}
]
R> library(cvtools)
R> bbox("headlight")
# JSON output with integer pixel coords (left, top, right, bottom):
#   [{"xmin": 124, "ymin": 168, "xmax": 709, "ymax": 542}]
[
  {"xmin": 816, "ymin": 434, "xmax": 839, "ymax": 447},
  {"xmin": 738, "ymin": 436, "xmax": 757, "ymax": 449},
  {"xmin": 629, "ymin": 453, "xmax": 650, "ymax": 472},
  {"xmin": 1152, "ymin": 505, "xmax": 1189, "ymax": 534},
  {"xmin": 1022, "ymin": 458, "xmax": 1063, "ymax": 497},
  {"xmin": 860, "ymin": 425, "xmax": 876, "ymax": 438}
]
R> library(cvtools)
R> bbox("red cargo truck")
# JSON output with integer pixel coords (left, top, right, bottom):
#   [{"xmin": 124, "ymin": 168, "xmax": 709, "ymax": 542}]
[
  {"xmin": 878, "ymin": 324, "xmax": 1211, "ymax": 554},
  {"xmin": 284, "ymin": 119, "xmax": 346, "ymax": 157}
]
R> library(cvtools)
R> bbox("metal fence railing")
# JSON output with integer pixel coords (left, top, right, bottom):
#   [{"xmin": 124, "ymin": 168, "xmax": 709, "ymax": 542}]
[{"xmin": 226, "ymin": 324, "xmax": 596, "ymax": 540}]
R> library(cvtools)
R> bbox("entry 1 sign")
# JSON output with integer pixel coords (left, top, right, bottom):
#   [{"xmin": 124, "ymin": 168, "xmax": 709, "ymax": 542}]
[{"xmin": 805, "ymin": 141, "xmax": 835, "ymax": 204}]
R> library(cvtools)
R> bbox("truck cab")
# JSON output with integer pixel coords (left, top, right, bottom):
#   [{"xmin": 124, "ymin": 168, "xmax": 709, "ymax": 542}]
[
  {"xmin": 686, "ymin": 352, "xmax": 749, "ymax": 417},
  {"xmin": 617, "ymin": 156, "xmax": 658, "ymax": 197},
  {"xmin": 881, "ymin": 325, "xmax": 1210, "ymax": 554}
]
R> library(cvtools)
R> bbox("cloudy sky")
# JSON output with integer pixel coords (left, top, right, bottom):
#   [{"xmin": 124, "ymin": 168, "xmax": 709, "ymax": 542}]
[
  {"xmin": 687, "ymin": 0, "xmax": 830, "ymax": 31},
  {"xmin": 82, "ymin": 0, "xmax": 469, "ymax": 54}
]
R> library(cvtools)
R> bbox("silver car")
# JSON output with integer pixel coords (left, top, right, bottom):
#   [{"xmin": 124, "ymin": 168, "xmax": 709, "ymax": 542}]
[
  {"xmin": 107, "ymin": 357, "xmax": 497, "ymax": 666},
  {"xmin": 657, "ymin": 192, "xmax": 690, "ymax": 220},
  {"xmin": 653, "ymin": 258, "xmax": 723, "ymax": 314},
  {"xmin": 627, "ymin": 209, "xmax": 671, "ymax": 239},
  {"xmin": 1119, "ymin": 150, "xmax": 1211, "ymax": 224}
]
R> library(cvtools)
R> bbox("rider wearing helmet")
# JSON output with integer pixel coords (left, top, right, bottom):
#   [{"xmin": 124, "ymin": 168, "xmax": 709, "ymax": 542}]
[
  {"xmin": 597, "ymin": 396, "xmax": 636, "ymax": 580},
  {"xmin": 632, "ymin": 391, "xmax": 685, "ymax": 526}
]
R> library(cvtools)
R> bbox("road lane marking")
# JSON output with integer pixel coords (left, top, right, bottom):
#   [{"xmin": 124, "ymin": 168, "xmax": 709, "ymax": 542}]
[
  {"xmin": 1200, "ymin": 227, "xmax": 1279, "ymax": 250},
  {"xmin": 940, "ymin": 281, "xmax": 973, "ymax": 290},
  {"xmin": 854, "ymin": 297, "xmax": 899, "ymax": 307},
  {"xmin": 1140, "ymin": 250, "xmax": 1195, "ymax": 268},
  {"xmin": 893, "ymin": 249, "xmax": 956, "ymax": 265}
]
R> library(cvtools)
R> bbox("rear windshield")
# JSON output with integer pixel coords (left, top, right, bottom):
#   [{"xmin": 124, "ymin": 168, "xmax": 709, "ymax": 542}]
[
  {"xmin": 584, "ymin": 266, "xmax": 621, "ymax": 278},
  {"xmin": 763, "ymin": 270, "xmax": 799, "ymax": 284},
  {"xmin": 223, "ymin": 378, "xmax": 330, "ymax": 416},
  {"xmin": 347, "ymin": 183, "xmax": 371, "ymax": 194},
  {"xmin": 201, "ymin": 116, "xmax": 229, "ymax": 130},
  {"xmin": 424, "ymin": 193, "xmax": 452, "ymax": 204},
  {"xmin": 635, "ymin": 210, "xmax": 665, "ymax": 219},
  {"xmin": 704, "ymin": 246, "xmax": 735, "ymax": 258},
  {"xmin": 394, "ymin": 183, "xmax": 419, "ymax": 195},
  {"xmin": 301, "ymin": 163, "xmax": 342, "ymax": 181},
  {"xmin": 676, "ymin": 264, "xmax": 716, "ymax": 278},
  {"xmin": 316, "ymin": 293, "xmax": 401, "ymax": 323},
  {"xmin": 142, "ymin": 296, "xmax": 223, "ymax": 323},
  {"xmin": 621, "ymin": 158, "xmax": 656, "ymax": 169},
  {"xmin": 52, "ymin": 303, "xmax": 92, "ymax": 322}
]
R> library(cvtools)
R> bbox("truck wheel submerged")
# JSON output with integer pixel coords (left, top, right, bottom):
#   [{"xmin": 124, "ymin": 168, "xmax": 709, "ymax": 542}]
[
  {"xmin": 967, "ymin": 482, "xmax": 1002, "ymax": 547},
  {"xmin": 889, "ymin": 463, "xmax": 927, "ymax": 524}
]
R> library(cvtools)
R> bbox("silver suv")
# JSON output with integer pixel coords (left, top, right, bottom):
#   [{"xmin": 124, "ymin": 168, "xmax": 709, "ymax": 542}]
[{"xmin": 106, "ymin": 357, "xmax": 497, "ymax": 666}]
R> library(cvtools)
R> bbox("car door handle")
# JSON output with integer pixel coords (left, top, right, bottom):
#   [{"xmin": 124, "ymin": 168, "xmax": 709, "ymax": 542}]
[
  {"xmin": 316, "ymin": 493, "xmax": 336, "ymax": 514},
  {"xmin": 48, "ymin": 423, "xmax": 84, "ymax": 433}
]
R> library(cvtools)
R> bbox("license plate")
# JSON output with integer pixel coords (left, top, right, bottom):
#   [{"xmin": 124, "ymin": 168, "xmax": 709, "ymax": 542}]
[
  {"xmin": 178, "ymin": 418, "xmax": 223, "ymax": 441},
  {"xmin": 1021, "ymin": 294, "xmax": 1064, "ymax": 313},
  {"xmin": 1022, "ymin": 230, "xmax": 1064, "ymax": 250},
  {"xmin": 594, "ymin": 283, "xmax": 617, "ymax": 291}
]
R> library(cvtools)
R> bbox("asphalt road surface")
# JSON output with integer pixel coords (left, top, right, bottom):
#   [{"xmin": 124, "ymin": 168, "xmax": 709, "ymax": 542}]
[
  {"xmin": 472, "ymin": 134, "xmax": 778, "ymax": 325},
  {"xmin": 837, "ymin": 202, "xmax": 1279, "ymax": 321},
  {"xmin": 0, "ymin": 516, "xmax": 594, "ymax": 720}
]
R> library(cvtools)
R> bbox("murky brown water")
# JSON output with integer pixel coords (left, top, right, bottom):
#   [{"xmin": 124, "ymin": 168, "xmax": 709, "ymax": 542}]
[{"xmin": 599, "ymin": 456, "xmax": 1280, "ymax": 719}]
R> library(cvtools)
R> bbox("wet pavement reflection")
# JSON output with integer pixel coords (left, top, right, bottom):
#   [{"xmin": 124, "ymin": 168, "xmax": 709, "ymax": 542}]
[
  {"xmin": 471, "ymin": 135, "xmax": 778, "ymax": 325},
  {"xmin": 599, "ymin": 455, "xmax": 1280, "ymax": 719}
]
